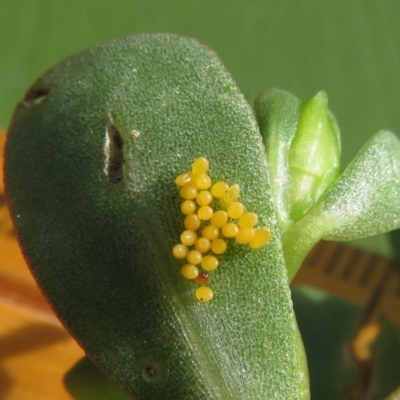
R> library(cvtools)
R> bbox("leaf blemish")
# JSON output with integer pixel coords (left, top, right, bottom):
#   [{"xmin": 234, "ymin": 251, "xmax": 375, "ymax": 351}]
[
  {"xmin": 104, "ymin": 123, "xmax": 125, "ymax": 184},
  {"xmin": 140, "ymin": 359, "xmax": 166, "ymax": 383},
  {"xmin": 23, "ymin": 87, "xmax": 50, "ymax": 107}
]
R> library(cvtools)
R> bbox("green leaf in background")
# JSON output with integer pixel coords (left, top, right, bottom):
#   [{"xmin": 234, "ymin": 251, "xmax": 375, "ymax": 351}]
[
  {"xmin": 64, "ymin": 357, "xmax": 130, "ymax": 400},
  {"xmin": 371, "ymin": 319, "xmax": 400, "ymax": 399},
  {"xmin": 5, "ymin": 34, "xmax": 308, "ymax": 399},
  {"xmin": 293, "ymin": 287, "xmax": 400, "ymax": 400},
  {"xmin": 292, "ymin": 286, "xmax": 363, "ymax": 400},
  {"xmin": 386, "ymin": 386, "xmax": 400, "ymax": 400}
]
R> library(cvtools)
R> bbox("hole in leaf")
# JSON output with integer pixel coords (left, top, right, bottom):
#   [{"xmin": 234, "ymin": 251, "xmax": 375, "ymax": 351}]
[
  {"xmin": 140, "ymin": 358, "xmax": 166, "ymax": 383},
  {"xmin": 105, "ymin": 124, "xmax": 124, "ymax": 184},
  {"xmin": 24, "ymin": 87, "xmax": 50, "ymax": 107}
]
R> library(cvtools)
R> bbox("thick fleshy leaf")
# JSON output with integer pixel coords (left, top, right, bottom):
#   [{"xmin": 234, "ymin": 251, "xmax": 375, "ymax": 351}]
[
  {"xmin": 254, "ymin": 88, "xmax": 301, "ymax": 230},
  {"xmin": 64, "ymin": 357, "xmax": 130, "ymax": 400},
  {"xmin": 283, "ymin": 130, "xmax": 400, "ymax": 280},
  {"xmin": 292, "ymin": 286, "xmax": 362, "ymax": 400},
  {"xmin": 5, "ymin": 34, "xmax": 308, "ymax": 399},
  {"xmin": 322, "ymin": 130, "xmax": 400, "ymax": 241},
  {"xmin": 370, "ymin": 318, "xmax": 400, "ymax": 399}
]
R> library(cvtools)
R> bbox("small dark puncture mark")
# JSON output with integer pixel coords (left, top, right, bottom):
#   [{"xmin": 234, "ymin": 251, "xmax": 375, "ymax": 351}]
[
  {"xmin": 140, "ymin": 358, "xmax": 166, "ymax": 383},
  {"xmin": 23, "ymin": 87, "xmax": 50, "ymax": 107},
  {"xmin": 105, "ymin": 124, "xmax": 124, "ymax": 184}
]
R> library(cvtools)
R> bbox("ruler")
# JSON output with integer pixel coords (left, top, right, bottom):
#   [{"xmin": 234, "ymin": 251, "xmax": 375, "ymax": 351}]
[{"xmin": 292, "ymin": 240, "xmax": 400, "ymax": 329}]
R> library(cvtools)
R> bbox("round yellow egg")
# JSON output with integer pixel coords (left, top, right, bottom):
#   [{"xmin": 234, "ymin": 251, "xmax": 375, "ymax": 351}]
[
  {"xmin": 180, "ymin": 200, "xmax": 196, "ymax": 215},
  {"xmin": 180, "ymin": 230, "xmax": 198, "ymax": 246},
  {"xmin": 192, "ymin": 157, "xmax": 209, "ymax": 174},
  {"xmin": 201, "ymin": 255, "xmax": 219, "ymax": 271},
  {"xmin": 201, "ymin": 225, "xmax": 219, "ymax": 241},
  {"xmin": 180, "ymin": 264, "xmax": 199, "ymax": 280},
  {"xmin": 210, "ymin": 238, "xmax": 227, "ymax": 254},
  {"xmin": 221, "ymin": 222, "xmax": 239, "ymax": 238},
  {"xmin": 195, "ymin": 286, "xmax": 214, "ymax": 302},
  {"xmin": 210, "ymin": 210, "xmax": 228, "ymax": 228},
  {"xmin": 249, "ymin": 227, "xmax": 272, "ymax": 249},
  {"xmin": 172, "ymin": 244, "xmax": 188, "ymax": 259},
  {"xmin": 227, "ymin": 202, "xmax": 245, "ymax": 219},
  {"xmin": 184, "ymin": 214, "xmax": 201, "ymax": 231}
]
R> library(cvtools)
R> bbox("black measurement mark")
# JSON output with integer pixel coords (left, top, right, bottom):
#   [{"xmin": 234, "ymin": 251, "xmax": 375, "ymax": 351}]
[{"xmin": 324, "ymin": 243, "xmax": 348, "ymax": 274}]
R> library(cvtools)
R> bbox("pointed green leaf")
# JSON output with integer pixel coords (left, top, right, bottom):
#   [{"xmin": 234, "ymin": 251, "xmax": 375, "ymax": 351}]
[
  {"xmin": 288, "ymin": 91, "xmax": 341, "ymax": 221},
  {"xmin": 321, "ymin": 130, "xmax": 400, "ymax": 241},
  {"xmin": 283, "ymin": 130, "xmax": 400, "ymax": 279},
  {"xmin": 64, "ymin": 357, "xmax": 130, "ymax": 400},
  {"xmin": 5, "ymin": 34, "xmax": 308, "ymax": 399}
]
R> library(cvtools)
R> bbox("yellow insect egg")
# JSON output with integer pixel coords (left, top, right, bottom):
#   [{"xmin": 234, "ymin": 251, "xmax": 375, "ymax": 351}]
[
  {"xmin": 238, "ymin": 212, "xmax": 258, "ymax": 228},
  {"xmin": 249, "ymin": 227, "xmax": 272, "ymax": 249},
  {"xmin": 187, "ymin": 250, "xmax": 203, "ymax": 265},
  {"xmin": 220, "ymin": 184, "xmax": 240, "ymax": 209},
  {"xmin": 172, "ymin": 244, "xmax": 188, "ymax": 259},
  {"xmin": 198, "ymin": 205, "xmax": 213, "ymax": 220},
  {"xmin": 235, "ymin": 228, "xmax": 255, "ymax": 244},
  {"xmin": 179, "ymin": 183, "xmax": 198, "ymax": 200},
  {"xmin": 192, "ymin": 157, "xmax": 209, "ymax": 174},
  {"xmin": 201, "ymin": 225, "xmax": 220, "ymax": 241},
  {"xmin": 195, "ymin": 286, "xmax": 214, "ymax": 302},
  {"xmin": 210, "ymin": 238, "xmax": 228, "ymax": 254},
  {"xmin": 196, "ymin": 190, "xmax": 213, "ymax": 206},
  {"xmin": 180, "ymin": 264, "xmax": 199, "ymax": 280},
  {"xmin": 175, "ymin": 171, "xmax": 193, "ymax": 187},
  {"xmin": 195, "ymin": 237, "xmax": 211, "ymax": 253},
  {"xmin": 180, "ymin": 200, "xmax": 196, "ymax": 215},
  {"xmin": 184, "ymin": 214, "xmax": 201, "ymax": 231},
  {"xmin": 211, "ymin": 181, "xmax": 229, "ymax": 198},
  {"xmin": 201, "ymin": 255, "xmax": 219, "ymax": 271},
  {"xmin": 221, "ymin": 222, "xmax": 239, "ymax": 238},
  {"xmin": 180, "ymin": 230, "xmax": 198, "ymax": 246},
  {"xmin": 227, "ymin": 202, "xmax": 245, "ymax": 219},
  {"xmin": 194, "ymin": 173, "xmax": 212, "ymax": 190},
  {"xmin": 210, "ymin": 210, "xmax": 228, "ymax": 228}
]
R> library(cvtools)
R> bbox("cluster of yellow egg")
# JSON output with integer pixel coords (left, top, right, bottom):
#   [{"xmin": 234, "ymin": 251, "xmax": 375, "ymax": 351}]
[{"xmin": 172, "ymin": 157, "xmax": 272, "ymax": 302}]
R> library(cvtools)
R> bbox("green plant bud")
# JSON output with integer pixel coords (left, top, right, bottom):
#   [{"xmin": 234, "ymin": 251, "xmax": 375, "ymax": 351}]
[
  {"xmin": 282, "ymin": 130, "xmax": 400, "ymax": 281},
  {"xmin": 288, "ymin": 91, "xmax": 341, "ymax": 222}
]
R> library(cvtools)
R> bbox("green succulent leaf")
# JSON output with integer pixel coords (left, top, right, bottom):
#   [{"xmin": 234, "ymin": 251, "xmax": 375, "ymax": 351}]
[
  {"xmin": 292, "ymin": 286, "xmax": 363, "ymax": 400},
  {"xmin": 5, "ymin": 34, "xmax": 308, "ymax": 399},
  {"xmin": 371, "ymin": 318, "xmax": 400, "ymax": 399},
  {"xmin": 321, "ymin": 130, "xmax": 400, "ymax": 241},
  {"xmin": 254, "ymin": 88, "xmax": 301, "ymax": 231},
  {"xmin": 64, "ymin": 357, "xmax": 130, "ymax": 400},
  {"xmin": 283, "ymin": 130, "xmax": 400, "ymax": 280}
]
